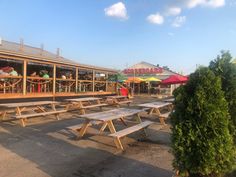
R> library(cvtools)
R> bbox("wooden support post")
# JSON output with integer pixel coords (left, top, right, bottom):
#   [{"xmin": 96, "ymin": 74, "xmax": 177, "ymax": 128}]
[
  {"xmin": 106, "ymin": 72, "xmax": 108, "ymax": 92},
  {"xmin": 23, "ymin": 60, "xmax": 27, "ymax": 95},
  {"xmin": 53, "ymin": 64, "xmax": 56, "ymax": 95},
  {"xmin": 75, "ymin": 67, "xmax": 78, "ymax": 93},
  {"xmin": 92, "ymin": 70, "xmax": 95, "ymax": 92}
]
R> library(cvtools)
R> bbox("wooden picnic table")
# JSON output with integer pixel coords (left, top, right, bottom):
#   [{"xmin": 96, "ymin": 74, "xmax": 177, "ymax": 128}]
[
  {"xmin": 65, "ymin": 97, "xmax": 107, "ymax": 114},
  {"xmin": 71, "ymin": 108, "xmax": 153, "ymax": 151},
  {"xmin": 106, "ymin": 95, "xmax": 132, "ymax": 107},
  {"xmin": 0, "ymin": 101, "xmax": 62, "ymax": 127},
  {"xmin": 139, "ymin": 101, "xmax": 173, "ymax": 125}
]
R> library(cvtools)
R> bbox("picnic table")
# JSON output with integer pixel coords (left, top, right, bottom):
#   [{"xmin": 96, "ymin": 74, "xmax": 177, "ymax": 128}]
[
  {"xmin": 65, "ymin": 97, "xmax": 108, "ymax": 114},
  {"xmin": 139, "ymin": 101, "xmax": 173, "ymax": 125},
  {"xmin": 0, "ymin": 101, "xmax": 65, "ymax": 127},
  {"xmin": 106, "ymin": 95, "xmax": 132, "ymax": 107},
  {"xmin": 68, "ymin": 108, "xmax": 153, "ymax": 151}
]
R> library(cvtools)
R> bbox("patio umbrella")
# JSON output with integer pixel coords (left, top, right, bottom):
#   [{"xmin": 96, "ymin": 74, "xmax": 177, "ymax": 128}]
[
  {"xmin": 144, "ymin": 77, "xmax": 161, "ymax": 82},
  {"xmin": 125, "ymin": 77, "xmax": 144, "ymax": 83},
  {"xmin": 161, "ymin": 74, "xmax": 188, "ymax": 85}
]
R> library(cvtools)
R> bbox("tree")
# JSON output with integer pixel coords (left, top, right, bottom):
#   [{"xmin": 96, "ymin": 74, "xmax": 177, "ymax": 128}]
[
  {"xmin": 209, "ymin": 51, "xmax": 236, "ymax": 143},
  {"xmin": 171, "ymin": 67, "xmax": 235, "ymax": 177}
]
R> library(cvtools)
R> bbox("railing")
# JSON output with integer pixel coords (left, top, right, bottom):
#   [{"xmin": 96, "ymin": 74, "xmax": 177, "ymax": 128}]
[
  {"xmin": 26, "ymin": 77, "xmax": 53, "ymax": 93},
  {"xmin": 56, "ymin": 78, "xmax": 76, "ymax": 93},
  {"xmin": 94, "ymin": 81, "xmax": 106, "ymax": 92},
  {"xmin": 0, "ymin": 76, "xmax": 23, "ymax": 94},
  {"xmin": 78, "ymin": 80, "xmax": 93, "ymax": 92}
]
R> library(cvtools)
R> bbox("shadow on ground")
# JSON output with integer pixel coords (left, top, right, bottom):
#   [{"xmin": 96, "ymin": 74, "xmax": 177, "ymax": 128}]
[{"xmin": 0, "ymin": 117, "xmax": 173, "ymax": 177}]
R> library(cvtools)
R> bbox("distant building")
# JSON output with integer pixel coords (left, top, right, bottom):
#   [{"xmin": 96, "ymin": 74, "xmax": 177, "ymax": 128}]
[
  {"xmin": 121, "ymin": 61, "xmax": 183, "ymax": 95},
  {"xmin": 122, "ymin": 61, "xmax": 178, "ymax": 80}
]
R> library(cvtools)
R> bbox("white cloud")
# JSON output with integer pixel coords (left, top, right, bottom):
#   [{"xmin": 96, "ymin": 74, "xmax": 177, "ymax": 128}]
[
  {"xmin": 147, "ymin": 13, "xmax": 164, "ymax": 25},
  {"xmin": 185, "ymin": 0, "xmax": 225, "ymax": 8},
  {"xmin": 104, "ymin": 2, "xmax": 128, "ymax": 20},
  {"xmin": 165, "ymin": 7, "xmax": 182, "ymax": 16},
  {"xmin": 172, "ymin": 16, "xmax": 186, "ymax": 27}
]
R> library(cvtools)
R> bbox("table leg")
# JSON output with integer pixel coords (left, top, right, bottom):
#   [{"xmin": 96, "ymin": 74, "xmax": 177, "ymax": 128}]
[
  {"xmin": 16, "ymin": 107, "xmax": 26, "ymax": 127},
  {"xmin": 114, "ymin": 137, "xmax": 124, "ymax": 151},
  {"xmin": 107, "ymin": 120, "xmax": 124, "ymax": 150},
  {"xmin": 51, "ymin": 103, "xmax": 59, "ymax": 120},
  {"xmin": 80, "ymin": 102, "xmax": 86, "ymax": 115},
  {"xmin": 78, "ymin": 119, "xmax": 91, "ymax": 138},
  {"xmin": 135, "ymin": 113, "xmax": 147, "ymax": 137},
  {"xmin": 99, "ymin": 122, "xmax": 108, "ymax": 133},
  {"xmin": 36, "ymin": 106, "xmax": 46, "ymax": 113},
  {"xmin": 97, "ymin": 99, "xmax": 102, "ymax": 111},
  {"xmin": 0, "ymin": 111, "xmax": 7, "ymax": 121},
  {"xmin": 155, "ymin": 108, "xmax": 166, "ymax": 125},
  {"xmin": 148, "ymin": 108, "xmax": 154, "ymax": 115},
  {"xmin": 119, "ymin": 117, "xmax": 127, "ymax": 126}
]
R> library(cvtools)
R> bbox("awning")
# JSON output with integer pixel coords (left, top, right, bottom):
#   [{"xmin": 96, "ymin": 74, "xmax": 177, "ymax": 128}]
[{"xmin": 161, "ymin": 74, "xmax": 188, "ymax": 85}]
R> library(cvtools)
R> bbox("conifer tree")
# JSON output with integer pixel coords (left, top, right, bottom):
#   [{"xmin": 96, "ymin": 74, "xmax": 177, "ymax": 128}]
[{"xmin": 171, "ymin": 67, "xmax": 235, "ymax": 177}]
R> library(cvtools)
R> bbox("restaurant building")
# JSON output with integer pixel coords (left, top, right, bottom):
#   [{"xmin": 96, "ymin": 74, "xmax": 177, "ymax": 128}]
[
  {"xmin": 0, "ymin": 39, "xmax": 118, "ymax": 100},
  {"xmin": 122, "ymin": 61, "xmax": 180, "ymax": 95}
]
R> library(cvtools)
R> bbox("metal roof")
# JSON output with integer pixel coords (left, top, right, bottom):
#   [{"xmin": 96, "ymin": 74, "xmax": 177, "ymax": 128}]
[{"xmin": 0, "ymin": 40, "xmax": 117, "ymax": 73}]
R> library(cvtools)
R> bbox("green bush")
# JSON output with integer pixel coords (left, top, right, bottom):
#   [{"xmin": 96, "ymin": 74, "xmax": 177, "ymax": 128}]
[
  {"xmin": 209, "ymin": 51, "xmax": 236, "ymax": 143},
  {"xmin": 171, "ymin": 67, "xmax": 235, "ymax": 177}
]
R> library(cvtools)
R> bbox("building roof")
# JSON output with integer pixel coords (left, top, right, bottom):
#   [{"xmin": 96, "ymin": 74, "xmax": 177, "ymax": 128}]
[{"xmin": 0, "ymin": 39, "xmax": 117, "ymax": 73}]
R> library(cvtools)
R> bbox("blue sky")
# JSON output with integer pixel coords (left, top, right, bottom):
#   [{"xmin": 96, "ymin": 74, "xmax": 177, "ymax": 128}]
[{"xmin": 0, "ymin": 0, "xmax": 235, "ymax": 74}]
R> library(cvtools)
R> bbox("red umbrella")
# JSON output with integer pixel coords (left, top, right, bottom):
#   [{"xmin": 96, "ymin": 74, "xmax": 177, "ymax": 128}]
[{"xmin": 162, "ymin": 74, "xmax": 188, "ymax": 85}]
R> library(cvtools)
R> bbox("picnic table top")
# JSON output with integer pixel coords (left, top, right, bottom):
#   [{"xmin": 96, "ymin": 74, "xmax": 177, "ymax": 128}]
[
  {"xmin": 106, "ymin": 95, "xmax": 127, "ymax": 99},
  {"xmin": 65, "ymin": 97, "xmax": 102, "ymax": 102},
  {"xmin": 163, "ymin": 98, "xmax": 174, "ymax": 102},
  {"xmin": 138, "ymin": 101, "xmax": 172, "ymax": 109},
  {"xmin": 0, "ymin": 101, "xmax": 59, "ymax": 108},
  {"xmin": 78, "ymin": 108, "xmax": 143, "ymax": 121}
]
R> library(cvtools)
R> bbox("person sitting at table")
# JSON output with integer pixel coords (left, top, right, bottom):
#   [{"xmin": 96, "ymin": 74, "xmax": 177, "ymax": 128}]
[
  {"xmin": 39, "ymin": 70, "xmax": 50, "ymax": 79},
  {"xmin": 9, "ymin": 68, "xmax": 18, "ymax": 76}
]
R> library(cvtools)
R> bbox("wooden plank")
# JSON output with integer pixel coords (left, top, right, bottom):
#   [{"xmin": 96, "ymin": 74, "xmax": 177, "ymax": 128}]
[
  {"xmin": 109, "ymin": 121, "xmax": 153, "ymax": 138},
  {"xmin": 139, "ymin": 102, "xmax": 172, "ymax": 109},
  {"xmin": 81, "ymin": 103, "xmax": 108, "ymax": 109},
  {"xmin": 13, "ymin": 110, "xmax": 67, "ymax": 119},
  {"xmin": 23, "ymin": 60, "xmax": 27, "ymax": 95},
  {"xmin": 66, "ymin": 97, "xmax": 101, "ymax": 102},
  {"xmin": 0, "ymin": 101, "xmax": 60, "ymax": 108},
  {"xmin": 78, "ymin": 108, "xmax": 144, "ymax": 121}
]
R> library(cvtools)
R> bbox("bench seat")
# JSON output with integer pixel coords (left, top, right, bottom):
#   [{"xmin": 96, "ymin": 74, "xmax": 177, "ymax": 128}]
[
  {"xmin": 117, "ymin": 100, "xmax": 132, "ymax": 104},
  {"xmin": 67, "ymin": 120, "xmax": 101, "ymax": 131},
  {"xmin": 12, "ymin": 110, "xmax": 67, "ymax": 119},
  {"xmin": 109, "ymin": 120, "xmax": 153, "ymax": 138},
  {"xmin": 12, "ymin": 109, "xmax": 67, "ymax": 127},
  {"xmin": 159, "ymin": 112, "xmax": 171, "ymax": 118},
  {"xmin": 81, "ymin": 103, "xmax": 108, "ymax": 109}
]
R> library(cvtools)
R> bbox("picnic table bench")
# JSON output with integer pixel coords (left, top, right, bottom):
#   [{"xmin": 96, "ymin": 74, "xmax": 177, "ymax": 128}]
[
  {"xmin": 68, "ymin": 108, "xmax": 153, "ymax": 151},
  {"xmin": 139, "ymin": 101, "xmax": 173, "ymax": 125},
  {"xmin": 65, "ymin": 97, "xmax": 108, "ymax": 114},
  {"xmin": 0, "ymin": 101, "xmax": 65, "ymax": 127},
  {"xmin": 106, "ymin": 95, "xmax": 132, "ymax": 107}
]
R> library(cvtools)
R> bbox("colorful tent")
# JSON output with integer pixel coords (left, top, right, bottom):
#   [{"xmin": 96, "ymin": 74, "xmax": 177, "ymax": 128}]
[
  {"xmin": 161, "ymin": 74, "xmax": 188, "ymax": 85},
  {"xmin": 125, "ymin": 77, "xmax": 144, "ymax": 83},
  {"xmin": 144, "ymin": 77, "xmax": 161, "ymax": 82}
]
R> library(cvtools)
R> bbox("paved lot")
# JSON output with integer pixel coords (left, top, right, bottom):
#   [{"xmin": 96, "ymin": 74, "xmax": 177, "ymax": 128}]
[{"xmin": 0, "ymin": 96, "xmax": 174, "ymax": 177}]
